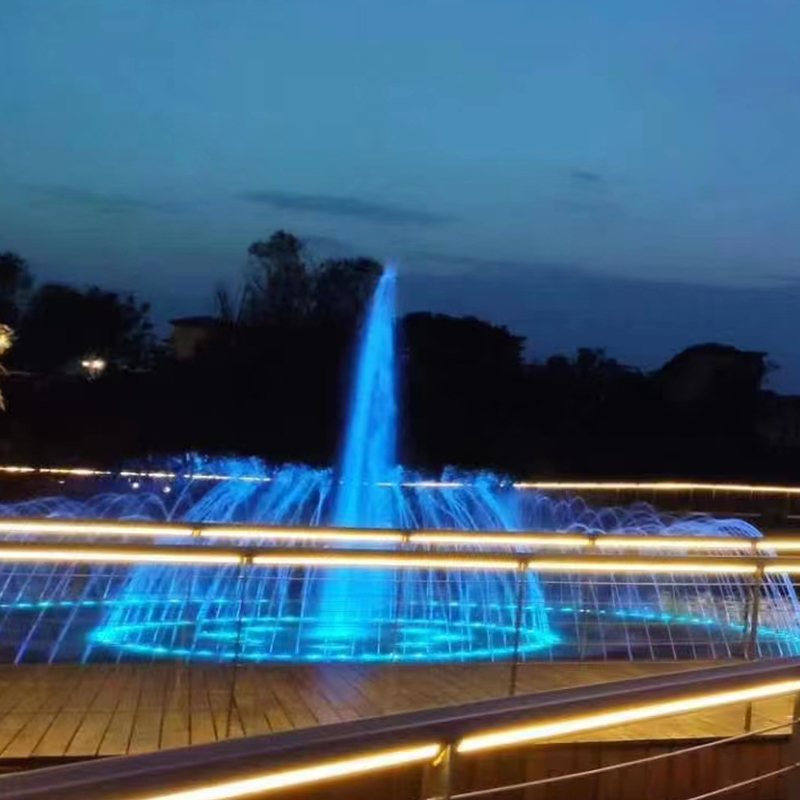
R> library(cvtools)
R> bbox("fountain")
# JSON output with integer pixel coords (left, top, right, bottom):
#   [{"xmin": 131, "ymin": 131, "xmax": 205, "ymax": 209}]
[{"xmin": 0, "ymin": 268, "xmax": 799, "ymax": 664}]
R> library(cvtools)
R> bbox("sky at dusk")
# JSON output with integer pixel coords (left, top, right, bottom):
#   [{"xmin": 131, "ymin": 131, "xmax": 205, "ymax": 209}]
[{"xmin": 2, "ymin": 1, "xmax": 800, "ymax": 387}]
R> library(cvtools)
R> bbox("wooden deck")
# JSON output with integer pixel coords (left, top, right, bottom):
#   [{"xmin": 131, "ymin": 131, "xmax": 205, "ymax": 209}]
[{"xmin": 0, "ymin": 662, "xmax": 794, "ymax": 760}]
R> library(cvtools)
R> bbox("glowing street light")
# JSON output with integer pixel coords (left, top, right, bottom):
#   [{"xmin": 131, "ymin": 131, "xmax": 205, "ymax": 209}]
[
  {"xmin": 80, "ymin": 356, "xmax": 107, "ymax": 379},
  {"xmin": 0, "ymin": 324, "xmax": 14, "ymax": 411}
]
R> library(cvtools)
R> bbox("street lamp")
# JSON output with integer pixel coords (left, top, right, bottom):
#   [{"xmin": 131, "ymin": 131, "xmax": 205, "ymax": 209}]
[
  {"xmin": 0, "ymin": 325, "xmax": 14, "ymax": 411},
  {"xmin": 81, "ymin": 356, "xmax": 107, "ymax": 380}
]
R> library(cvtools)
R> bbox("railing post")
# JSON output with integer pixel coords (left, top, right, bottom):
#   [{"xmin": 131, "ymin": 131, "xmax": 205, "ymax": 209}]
[
  {"xmin": 745, "ymin": 566, "xmax": 763, "ymax": 661},
  {"xmin": 787, "ymin": 691, "xmax": 800, "ymax": 800},
  {"xmin": 509, "ymin": 565, "xmax": 527, "ymax": 697},
  {"xmin": 422, "ymin": 743, "xmax": 455, "ymax": 800},
  {"xmin": 743, "ymin": 565, "xmax": 763, "ymax": 733},
  {"xmin": 225, "ymin": 558, "xmax": 248, "ymax": 740}
]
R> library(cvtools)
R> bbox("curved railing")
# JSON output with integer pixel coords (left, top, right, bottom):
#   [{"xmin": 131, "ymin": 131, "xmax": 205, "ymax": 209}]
[{"xmin": 1, "ymin": 659, "xmax": 800, "ymax": 800}]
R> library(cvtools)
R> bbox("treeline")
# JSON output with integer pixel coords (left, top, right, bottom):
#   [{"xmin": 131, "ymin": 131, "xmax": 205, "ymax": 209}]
[{"xmin": 0, "ymin": 234, "xmax": 791, "ymax": 480}]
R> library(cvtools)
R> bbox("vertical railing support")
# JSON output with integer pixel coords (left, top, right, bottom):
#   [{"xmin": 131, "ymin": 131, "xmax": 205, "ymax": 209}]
[
  {"xmin": 787, "ymin": 692, "xmax": 800, "ymax": 800},
  {"xmin": 422, "ymin": 744, "xmax": 455, "ymax": 800},
  {"xmin": 743, "ymin": 565, "xmax": 763, "ymax": 733},
  {"xmin": 745, "ymin": 565, "xmax": 763, "ymax": 661},
  {"xmin": 509, "ymin": 565, "xmax": 528, "ymax": 697},
  {"xmin": 225, "ymin": 558, "xmax": 248, "ymax": 740}
]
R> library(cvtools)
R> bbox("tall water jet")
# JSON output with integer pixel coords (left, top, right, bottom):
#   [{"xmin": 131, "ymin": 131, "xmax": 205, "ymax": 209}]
[
  {"xmin": 313, "ymin": 267, "xmax": 398, "ymax": 647},
  {"xmin": 334, "ymin": 266, "xmax": 397, "ymax": 527}
]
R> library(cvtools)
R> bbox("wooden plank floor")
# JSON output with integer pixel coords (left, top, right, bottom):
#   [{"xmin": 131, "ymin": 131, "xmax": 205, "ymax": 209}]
[{"xmin": 0, "ymin": 662, "xmax": 793, "ymax": 759}]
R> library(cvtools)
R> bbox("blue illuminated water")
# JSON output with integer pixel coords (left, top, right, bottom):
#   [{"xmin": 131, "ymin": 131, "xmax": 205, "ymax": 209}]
[
  {"xmin": 315, "ymin": 268, "xmax": 399, "ymax": 645},
  {"xmin": 0, "ymin": 266, "xmax": 799, "ymax": 663}
]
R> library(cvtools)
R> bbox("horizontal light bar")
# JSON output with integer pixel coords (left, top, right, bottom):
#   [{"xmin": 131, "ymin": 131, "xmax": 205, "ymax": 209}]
[
  {"xmin": 756, "ymin": 540, "xmax": 800, "ymax": 552},
  {"xmin": 138, "ymin": 742, "xmax": 441, "ymax": 800},
  {"xmin": 252, "ymin": 554, "xmax": 520, "ymax": 570},
  {"xmin": 8, "ymin": 464, "xmax": 800, "ymax": 495},
  {"xmin": 0, "ymin": 540, "xmax": 797, "ymax": 575},
  {"xmin": 514, "ymin": 480, "xmax": 800, "ymax": 495},
  {"xmin": 765, "ymin": 563, "xmax": 800, "ymax": 574},
  {"xmin": 0, "ymin": 547, "xmax": 240, "ymax": 565},
  {"xmin": 528, "ymin": 559, "xmax": 757, "ymax": 575},
  {"xmin": 0, "ymin": 520, "xmax": 194, "ymax": 538},
  {"xmin": 596, "ymin": 536, "xmax": 753, "ymax": 552},
  {"xmin": 209, "ymin": 527, "xmax": 403, "ymax": 544},
  {"xmin": 457, "ymin": 678, "xmax": 800, "ymax": 754},
  {"xmin": 410, "ymin": 532, "xmax": 588, "ymax": 548},
  {"xmin": 3, "ymin": 518, "xmax": 795, "ymax": 555}
]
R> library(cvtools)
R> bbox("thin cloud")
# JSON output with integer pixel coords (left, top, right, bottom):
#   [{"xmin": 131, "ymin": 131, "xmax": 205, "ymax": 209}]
[
  {"xmin": 570, "ymin": 169, "xmax": 605, "ymax": 185},
  {"xmin": 240, "ymin": 190, "xmax": 451, "ymax": 226},
  {"xmin": 31, "ymin": 186, "xmax": 178, "ymax": 215}
]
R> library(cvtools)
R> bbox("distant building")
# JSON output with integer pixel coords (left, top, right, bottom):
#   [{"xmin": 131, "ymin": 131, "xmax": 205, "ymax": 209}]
[{"xmin": 169, "ymin": 317, "xmax": 225, "ymax": 361}]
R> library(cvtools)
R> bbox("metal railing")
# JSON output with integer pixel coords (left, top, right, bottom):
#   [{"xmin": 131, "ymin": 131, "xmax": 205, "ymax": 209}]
[
  {"xmin": 1, "ymin": 536, "xmax": 800, "ymax": 668},
  {"xmin": 2, "ymin": 659, "xmax": 800, "ymax": 800}
]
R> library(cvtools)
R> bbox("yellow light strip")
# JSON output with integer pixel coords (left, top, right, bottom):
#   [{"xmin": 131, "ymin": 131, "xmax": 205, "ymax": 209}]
[
  {"xmin": 253, "ymin": 554, "xmax": 520, "ymax": 570},
  {"xmin": 528, "ymin": 559, "xmax": 757, "ymax": 575},
  {"xmin": 765, "ymin": 563, "xmax": 800, "ymax": 574},
  {"xmin": 514, "ymin": 480, "xmax": 800, "ymax": 495},
  {"xmin": 596, "ymin": 536, "xmax": 753, "ymax": 552},
  {"xmin": 0, "ymin": 521, "xmax": 194, "ymax": 537},
  {"xmin": 137, "ymin": 743, "xmax": 441, "ymax": 800},
  {"xmin": 8, "ymin": 464, "xmax": 800, "ymax": 495},
  {"xmin": 0, "ymin": 518, "xmax": 783, "ymax": 554},
  {"xmin": 457, "ymin": 678, "xmax": 800, "ymax": 754},
  {"xmin": 209, "ymin": 527, "xmax": 403, "ymax": 544},
  {"xmin": 756, "ymin": 540, "xmax": 800, "ymax": 552},
  {"xmin": 410, "ymin": 532, "xmax": 588, "ymax": 548},
  {"xmin": 0, "ymin": 548, "xmax": 240, "ymax": 565}
]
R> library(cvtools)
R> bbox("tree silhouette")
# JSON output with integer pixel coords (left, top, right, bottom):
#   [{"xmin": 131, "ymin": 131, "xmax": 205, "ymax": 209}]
[
  {"xmin": 240, "ymin": 231, "xmax": 382, "ymax": 330},
  {"xmin": 0, "ymin": 251, "xmax": 33, "ymax": 327},
  {"xmin": 14, "ymin": 284, "xmax": 154, "ymax": 372}
]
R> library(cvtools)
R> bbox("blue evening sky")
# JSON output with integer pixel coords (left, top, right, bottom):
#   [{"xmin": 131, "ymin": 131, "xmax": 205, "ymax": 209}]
[{"xmin": 2, "ymin": 1, "xmax": 800, "ymax": 386}]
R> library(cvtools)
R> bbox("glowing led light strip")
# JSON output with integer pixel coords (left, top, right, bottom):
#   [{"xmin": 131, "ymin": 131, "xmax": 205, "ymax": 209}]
[
  {"xmin": 252, "ymin": 554, "xmax": 520, "ymax": 570},
  {"xmin": 513, "ymin": 480, "xmax": 800, "ymax": 495},
  {"xmin": 457, "ymin": 678, "xmax": 800, "ymax": 753},
  {"xmin": 1, "ymin": 518, "xmax": 795, "ymax": 553},
  {"xmin": 756, "ymin": 540, "xmax": 800, "ymax": 552},
  {"xmin": 765, "ymin": 563, "xmax": 800, "ymax": 574},
  {"xmin": 0, "ymin": 548, "xmax": 240, "ymax": 565},
  {"xmin": 597, "ymin": 536, "xmax": 753, "ymax": 552},
  {"xmin": 528, "ymin": 559, "xmax": 757, "ymax": 575},
  {"xmin": 136, "ymin": 743, "xmax": 440, "ymax": 800},
  {"xmin": 8, "ymin": 464, "xmax": 800, "ymax": 495},
  {"xmin": 0, "ymin": 542, "xmax": 794, "ymax": 575},
  {"xmin": 411, "ymin": 533, "xmax": 588, "ymax": 548},
  {"xmin": 209, "ymin": 527, "xmax": 403, "ymax": 544},
  {"xmin": 0, "ymin": 521, "xmax": 194, "ymax": 538}
]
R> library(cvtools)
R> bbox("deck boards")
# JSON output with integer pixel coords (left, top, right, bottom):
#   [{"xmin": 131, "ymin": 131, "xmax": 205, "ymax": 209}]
[{"xmin": 0, "ymin": 661, "xmax": 793, "ymax": 759}]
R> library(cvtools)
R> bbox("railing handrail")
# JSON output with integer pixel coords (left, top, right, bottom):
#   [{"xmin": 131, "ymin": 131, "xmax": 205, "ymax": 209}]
[
  {"xmin": 2, "ymin": 659, "xmax": 799, "ymax": 800},
  {"xmin": 4, "ymin": 517, "xmax": 800, "ymax": 554},
  {"xmin": 3, "ymin": 538, "xmax": 800, "ymax": 575}
]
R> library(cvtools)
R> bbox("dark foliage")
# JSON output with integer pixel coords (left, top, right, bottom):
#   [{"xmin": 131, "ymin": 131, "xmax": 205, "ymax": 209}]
[{"xmin": 0, "ymin": 232, "xmax": 795, "ymax": 481}]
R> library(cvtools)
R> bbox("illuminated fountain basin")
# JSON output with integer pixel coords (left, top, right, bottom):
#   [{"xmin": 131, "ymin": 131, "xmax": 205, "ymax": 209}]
[
  {"xmin": 1, "ymin": 267, "xmax": 799, "ymax": 663},
  {"xmin": 2, "ymin": 470, "xmax": 800, "ymax": 663}
]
